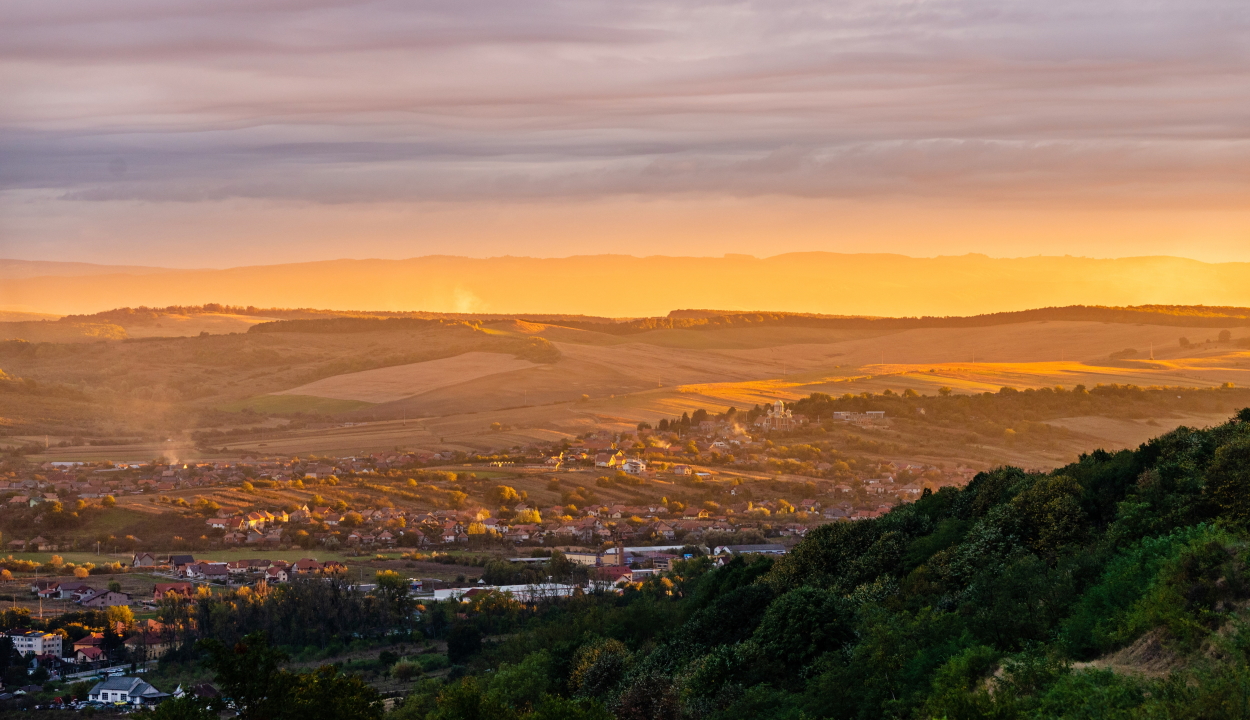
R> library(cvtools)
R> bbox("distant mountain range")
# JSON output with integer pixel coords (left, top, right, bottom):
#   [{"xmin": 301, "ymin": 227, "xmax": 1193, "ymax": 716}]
[{"xmin": 4, "ymin": 253, "xmax": 1250, "ymax": 317}]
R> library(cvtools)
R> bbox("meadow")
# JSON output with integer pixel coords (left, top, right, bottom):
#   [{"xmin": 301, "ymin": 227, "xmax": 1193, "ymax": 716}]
[{"xmin": 2, "ymin": 306, "xmax": 1250, "ymax": 475}]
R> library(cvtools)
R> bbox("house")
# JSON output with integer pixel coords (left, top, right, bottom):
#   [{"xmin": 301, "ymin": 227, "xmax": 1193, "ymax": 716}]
[
  {"xmin": 592, "ymin": 565, "xmax": 636, "ymax": 586},
  {"xmin": 124, "ymin": 633, "xmax": 173, "ymax": 660},
  {"xmin": 73, "ymin": 633, "xmax": 104, "ymax": 652},
  {"xmin": 292, "ymin": 558, "xmax": 323, "ymax": 575},
  {"xmin": 595, "ymin": 451, "xmax": 625, "ymax": 468},
  {"xmin": 264, "ymin": 566, "xmax": 289, "ymax": 583},
  {"xmin": 6, "ymin": 630, "xmax": 62, "ymax": 656},
  {"xmin": 87, "ymin": 676, "xmax": 170, "ymax": 705},
  {"xmin": 30, "ymin": 579, "xmax": 59, "ymax": 596},
  {"xmin": 650, "ymin": 554, "xmax": 679, "ymax": 571},
  {"xmin": 154, "ymin": 583, "xmax": 194, "ymax": 601},
  {"xmin": 76, "ymin": 645, "xmax": 106, "ymax": 664},
  {"xmin": 80, "ymin": 590, "xmax": 131, "ymax": 608},
  {"xmin": 621, "ymin": 459, "xmax": 647, "ymax": 475},
  {"xmin": 131, "ymin": 552, "xmax": 158, "ymax": 568},
  {"xmin": 167, "ymin": 555, "xmax": 195, "ymax": 574},
  {"xmin": 58, "ymin": 582, "xmax": 94, "ymax": 601},
  {"xmin": 188, "ymin": 562, "xmax": 229, "ymax": 582},
  {"xmin": 205, "ymin": 517, "xmax": 229, "ymax": 530},
  {"xmin": 174, "ymin": 683, "xmax": 220, "ymax": 700},
  {"xmin": 671, "ymin": 465, "xmax": 693, "ymax": 476}
]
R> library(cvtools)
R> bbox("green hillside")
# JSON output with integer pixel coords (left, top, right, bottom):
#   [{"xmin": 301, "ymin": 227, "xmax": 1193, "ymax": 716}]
[{"xmin": 385, "ymin": 408, "xmax": 1250, "ymax": 719}]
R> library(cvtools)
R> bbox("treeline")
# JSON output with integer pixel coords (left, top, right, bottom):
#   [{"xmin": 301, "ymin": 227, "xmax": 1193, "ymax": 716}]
[
  {"xmin": 792, "ymin": 383, "xmax": 1250, "ymax": 427},
  {"xmin": 383, "ymin": 408, "xmax": 1250, "ymax": 719},
  {"xmin": 159, "ymin": 576, "xmax": 409, "ymax": 652},
  {"xmin": 248, "ymin": 317, "xmax": 474, "ymax": 334},
  {"xmin": 531, "ymin": 304, "xmax": 1250, "ymax": 335}
]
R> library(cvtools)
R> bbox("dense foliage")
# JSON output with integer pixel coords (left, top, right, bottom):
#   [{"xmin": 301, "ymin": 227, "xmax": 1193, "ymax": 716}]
[
  {"xmin": 543, "ymin": 304, "xmax": 1250, "ymax": 334},
  {"xmin": 137, "ymin": 632, "xmax": 383, "ymax": 720},
  {"xmin": 389, "ymin": 409, "xmax": 1250, "ymax": 719}
]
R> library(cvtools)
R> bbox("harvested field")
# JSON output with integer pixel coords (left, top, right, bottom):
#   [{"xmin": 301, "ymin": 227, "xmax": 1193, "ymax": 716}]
[
  {"xmin": 273, "ymin": 352, "xmax": 539, "ymax": 403},
  {"xmin": 122, "ymin": 312, "xmax": 278, "ymax": 337}
]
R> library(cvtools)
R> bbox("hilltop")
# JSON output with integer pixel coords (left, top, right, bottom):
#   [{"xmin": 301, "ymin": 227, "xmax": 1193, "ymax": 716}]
[
  {"xmin": 4, "ymin": 303, "xmax": 1250, "ymax": 474},
  {"xmin": 7, "ymin": 253, "xmax": 1250, "ymax": 317}
]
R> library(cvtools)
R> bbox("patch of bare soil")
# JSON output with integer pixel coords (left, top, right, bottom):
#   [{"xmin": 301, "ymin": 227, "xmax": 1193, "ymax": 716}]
[{"xmin": 1072, "ymin": 629, "xmax": 1181, "ymax": 679}]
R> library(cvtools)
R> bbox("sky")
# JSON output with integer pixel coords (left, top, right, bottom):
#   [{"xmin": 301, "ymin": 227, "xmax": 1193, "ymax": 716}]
[{"xmin": 2, "ymin": 0, "xmax": 1250, "ymax": 267}]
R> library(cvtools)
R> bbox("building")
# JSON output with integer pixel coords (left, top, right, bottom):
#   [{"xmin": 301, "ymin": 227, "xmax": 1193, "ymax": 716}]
[
  {"xmin": 754, "ymin": 400, "xmax": 800, "ymax": 431},
  {"xmin": 87, "ymin": 676, "xmax": 170, "ymax": 705},
  {"xmin": 713, "ymin": 544, "xmax": 787, "ymax": 556},
  {"xmin": 594, "ymin": 451, "xmax": 625, "ymax": 468},
  {"xmin": 153, "ymin": 583, "xmax": 194, "ymax": 601},
  {"xmin": 76, "ymin": 645, "xmax": 105, "ymax": 664},
  {"xmin": 131, "ymin": 552, "xmax": 158, "ymax": 568},
  {"xmin": 80, "ymin": 589, "xmax": 131, "ymax": 608},
  {"xmin": 124, "ymin": 633, "xmax": 174, "ymax": 660},
  {"xmin": 621, "ymin": 459, "xmax": 647, "ymax": 475},
  {"xmin": 7, "ymin": 630, "xmax": 61, "ymax": 657},
  {"xmin": 831, "ymin": 411, "xmax": 886, "ymax": 424}
]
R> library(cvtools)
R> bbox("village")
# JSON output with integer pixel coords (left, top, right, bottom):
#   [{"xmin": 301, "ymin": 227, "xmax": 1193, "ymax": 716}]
[
  {"xmin": 0, "ymin": 402, "xmax": 980, "ymax": 556},
  {"xmin": 0, "ymin": 400, "xmax": 990, "ymax": 707}
]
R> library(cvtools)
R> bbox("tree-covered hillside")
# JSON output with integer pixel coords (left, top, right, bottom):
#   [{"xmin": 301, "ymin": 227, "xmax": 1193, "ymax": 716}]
[{"xmin": 391, "ymin": 409, "xmax": 1250, "ymax": 719}]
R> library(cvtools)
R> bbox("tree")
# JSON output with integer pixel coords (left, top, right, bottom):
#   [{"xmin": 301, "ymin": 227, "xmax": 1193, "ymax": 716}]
[
  {"xmin": 133, "ymin": 695, "xmax": 216, "ymax": 719},
  {"xmin": 73, "ymin": 567, "xmax": 89, "ymax": 579},
  {"xmin": 200, "ymin": 632, "xmax": 382, "ymax": 720},
  {"xmin": 108, "ymin": 580, "xmax": 123, "ymax": 593},
  {"xmin": 375, "ymin": 570, "xmax": 411, "ymax": 619},
  {"xmin": 194, "ymin": 498, "xmax": 222, "ymax": 516},
  {"xmin": 341, "ymin": 512, "xmax": 364, "ymax": 528},
  {"xmin": 490, "ymin": 485, "xmax": 522, "ymax": 505},
  {"xmin": 1206, "ymin": 438, "xmax": 1250, "ymax": 526},
  {"xmin": 570, "ymin": 639, "xmax": 630, "ymax": 699},
  {"xmin": 447, "ymin": 624, "xmax": 482, "ymax": 664},
  {"xmin": 1011, "ymin": 474, "xmax": 1088, "ymax": 556},
  {"xmin": 102, "ymin": 495, "xmax": 116, "ymax": 508},
  {"xmin": 107, "ymin": 604, "xmax": 134, "ymax": 629},
  {"xmin": 1220, "ymin": 329, "xmax": 1232, "ymax": 342}
]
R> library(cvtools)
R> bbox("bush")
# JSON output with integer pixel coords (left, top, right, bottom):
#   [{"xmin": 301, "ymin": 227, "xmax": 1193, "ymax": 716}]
[
  {"xmin": 416, "ymin": 654, "xmax": 450, "ymax": 672},
  {"xmin": 392, "ymin": 662, "xmax": 420, "ymax": 681}
]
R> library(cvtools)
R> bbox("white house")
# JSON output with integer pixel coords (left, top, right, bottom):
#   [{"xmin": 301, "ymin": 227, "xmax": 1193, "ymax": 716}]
[
  {"xmin": 621, "ymin": 459, "xmax": 647, "ymax": 475},
  {"xmin": 88, "ymin": 676, "xmax": 170, "ymax": 705}
]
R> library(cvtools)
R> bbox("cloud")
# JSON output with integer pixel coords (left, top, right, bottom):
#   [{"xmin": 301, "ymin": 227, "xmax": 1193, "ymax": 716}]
[{"xmin": 2, "ymin": 0, "xmax": 1250, "ymax": 247}]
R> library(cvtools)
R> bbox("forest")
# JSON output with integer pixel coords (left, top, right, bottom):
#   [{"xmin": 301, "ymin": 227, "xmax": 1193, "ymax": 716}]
[{"xmin": 368, "ymin": 407, "xmax": 1250, "ymax": 719}]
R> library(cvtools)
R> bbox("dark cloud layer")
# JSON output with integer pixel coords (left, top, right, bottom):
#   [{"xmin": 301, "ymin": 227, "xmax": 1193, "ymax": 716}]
[{"xmin": 2, "ymin": 0, "xmax": 1249, "ymax": 206}]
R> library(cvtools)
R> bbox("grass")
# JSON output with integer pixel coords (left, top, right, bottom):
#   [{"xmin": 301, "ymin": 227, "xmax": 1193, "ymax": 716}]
[{"xmin": 219, "ymin": 394, "xmax": 375, "ymax": 415}]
